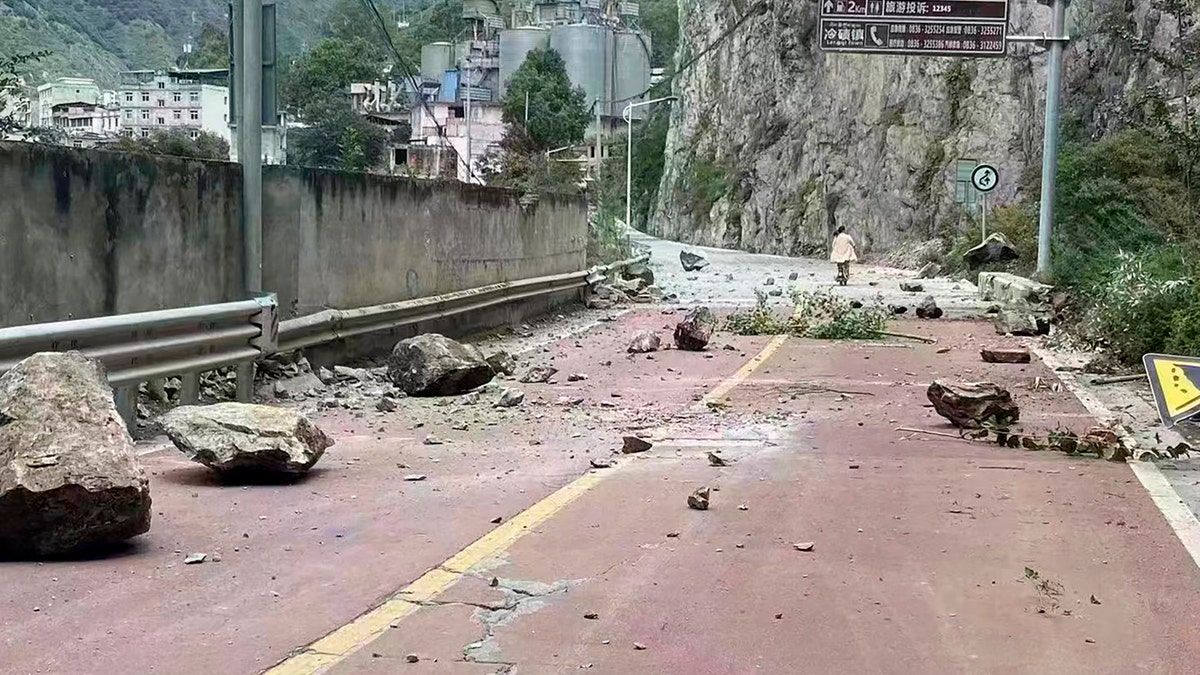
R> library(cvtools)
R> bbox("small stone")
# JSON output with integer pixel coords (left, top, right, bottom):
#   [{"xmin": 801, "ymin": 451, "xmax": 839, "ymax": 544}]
[
  {"xmin": 764, "ymin": 277, "xmax": 776, "ymax": 286},
  {"xmin": 707, "ymin": 452, "xmax": 729, "ymax": 467},
  {"xmin": 793, "ymin": 542, "xmax": 815, "ymax": 552},
  {"xmin": 590, "ymin": 458, "xmax": 614, "ymax": 469},
  {"xmin": 900, "ymin": 281, "xmax": 924, "ymax": 293},
  {"xmin": 687, "ymin": 487, "xmax": 711, "ymax": 511},
  {"xmin": 403, "ymin": 474, "xmax": 427, "ymax": 482},
  {"xmin": 184, "ymin": 553, "xmax": 207, "ymax": 565},
  {"xmin": 519, "ymin": 366, "xmax": 558, "ymax": 384},
  {"xmin": 405, "ymin": 654, "xmax": 419, "ymax": 663},
  {"xmin": 423, "ymin": 435, "xmax": 445, "ymax": 446},
  {"xmin": 788, "ymin": 272, "xmax": 799, "ymax": 281},
  {"xmin": 737, "ymin": 504, "xmax": 749, "ymax": 511},
  {"xmin": 622, "ymin": 436, "xmax": 653, "ymax": 454},
  {"xmin": 628, "ymin": 332, "xmax": 662, "ymax": 354},
  {"xmin": 584, "ymin": 612, "xmax": 600, "ymax": 620},
  {"xmin": 567, "ymin": 373, "xmax": 589, "ymax": 382},
  {"xmin": 376, "ymin": 397, "xmax": 399, "ymax": 413},
  {"xmin": 775, "ymin": 612, "xmax": 784, "ymax": 619},
  {"xmin": 633, "ymin": 642, "xmax": 647, "ymax": 651},
  {"xmin": 1090, "ymin": 594, "xmax": 1101, "ymax": 605},
  {"xmin": 489, "ymin": 577, "xmax": 499, "ymax": 587},
  {"xmin": 490, "ymin": 516, "xmax": 503, "ymax": 524},
  {"xmin": 496, "ymin": 388, "xmax": 526, "ymax": 408},
  {"xmin": 915, "ymin": 295, "xmax": 943, "ymax": 319}
]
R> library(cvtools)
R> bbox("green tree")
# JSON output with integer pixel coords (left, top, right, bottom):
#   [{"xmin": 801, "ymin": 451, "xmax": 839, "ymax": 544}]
[
  {"xmin": 107, "ymin": 129, "xmax": 231, "ymax": 161},
  {"xmin": 179, "ymin": 22, "xmax": 230, "ymax": 69},
  {"xmin": 501, "ymin": 47, "xmax": 589, "ymax": 151},
  {"xmin": 639, "ymin": 0, "xmax": 679, "ymax": 68},
  {"xmin": 287, "ymin": 96, "xmax": 387, "ymax": 171},
  {"xmin": 281, "ymin": 36, "xmax": 384, "ymax": 114},
  {"xmin": 0, "ymin": 50, "xmax": 47, "ymax": 136},
  {"xmin": 324, "ymin": 0, "xmax": 388, "ymax": 59}
]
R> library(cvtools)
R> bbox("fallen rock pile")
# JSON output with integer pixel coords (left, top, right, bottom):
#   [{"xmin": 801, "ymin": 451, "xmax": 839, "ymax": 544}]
[{"xmin": 160, "ymin": 403, "xmax": 332, "ymax": 476}]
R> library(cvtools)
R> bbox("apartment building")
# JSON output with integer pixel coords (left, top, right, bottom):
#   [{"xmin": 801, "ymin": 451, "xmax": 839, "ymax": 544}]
[
  {"xmin": 35, "ymin": 77, "xmax": 102, "ymax": 128},
  {"xmin": 118, "ymin": 69, "xmax": 231, "ymax": 143}
]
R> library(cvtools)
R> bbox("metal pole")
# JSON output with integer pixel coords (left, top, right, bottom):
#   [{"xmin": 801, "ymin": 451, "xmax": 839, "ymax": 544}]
[
  {"xmin": 1036, "ymin": 0, "xmax": 1068, "ymax": 276},
  {"xmin": 239, "ymin": 0, "xmax": 262, "ymax": 404},
  {"xmin": 242, "ymin": 0, "xmax": 262, "ymax": 295},
  {"xmin": 625, "ymin": 105, "xmax": 633, "ymax": 231},
  {"xmin": 524, "ymin": 91, "xmax": 529, "ymax": 125},
  {"xmin": 981, "ymin": 193, "xmax": 988, "ymax": 243},
  {"xmin": 595, "ymin": 99, "xmax": 602, "ymax": 181},
  {"xmin": 465, "ymin": 60, "xmax": 472, "ymax": 183}
]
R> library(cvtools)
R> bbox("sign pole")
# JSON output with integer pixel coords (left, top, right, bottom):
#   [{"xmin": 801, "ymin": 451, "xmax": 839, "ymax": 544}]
[
  {"xmin": 1035, "ymin": 0, "xmax": 1069, "ymax": 276},
  {"xmin": 981, "ymin": 193, "xmax": 988, "ymax": 243}
]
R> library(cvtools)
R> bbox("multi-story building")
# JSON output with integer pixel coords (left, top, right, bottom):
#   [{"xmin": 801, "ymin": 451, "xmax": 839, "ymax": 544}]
[
  {"xmin": 49, "ymin": 102, "xmax": 121, "ymax": 147},
  {"xmin": 117, "ymin": 69, "xmax": 231, "ymax": 143},
  {"xmin": 35, "ymin": 77, "xmax": 102, "ymax": 128},
  {"xmin": 405, "ymin": 97, "xmax": 504, "ymax": 183}
]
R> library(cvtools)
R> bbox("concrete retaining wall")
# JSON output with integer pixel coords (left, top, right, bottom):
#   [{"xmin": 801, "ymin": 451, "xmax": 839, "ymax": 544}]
[{"xmin": 0, "ymin": 142, "xmax": 588, "ymax": 330}]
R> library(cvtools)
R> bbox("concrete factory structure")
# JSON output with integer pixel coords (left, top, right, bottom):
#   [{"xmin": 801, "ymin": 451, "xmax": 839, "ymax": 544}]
[{"xmin": 402, "ymin": 0, "xmax": 653, "ymax": 181}]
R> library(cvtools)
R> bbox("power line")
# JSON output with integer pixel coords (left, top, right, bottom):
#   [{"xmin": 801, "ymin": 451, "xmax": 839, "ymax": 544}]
[{"xmin": 357, "ymin": 0, "xmax": 479, "ymax": 182}]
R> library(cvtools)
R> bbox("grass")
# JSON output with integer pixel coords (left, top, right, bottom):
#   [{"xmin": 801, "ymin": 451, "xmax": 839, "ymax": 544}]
[{"xmin": 724, "ymin": 290, "xmax": 890, "ymax": 340}]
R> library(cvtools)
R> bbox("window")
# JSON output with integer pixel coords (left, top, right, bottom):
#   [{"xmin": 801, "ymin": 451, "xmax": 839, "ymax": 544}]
[
  {"xmin": 124, "ymin": 110, "xmax": 132, "ymax": 120},
  {"xmin": 172, "ymin": 92, "xmax": 181, "ymax": 103},
  {"xmin": 157, "ymin": 99, "xmax": 165, "ymax": 107},
  {"xmin": 189, "ymin": 110, "xmax": 199, "ymax": 121},
  {"xmin": 140, "ymin": 110, "xmax": 149, "ymax": 121},
  {"xmin": 157, "ymin": 82, "xmax": 165, "ymax": 89},
  {"xmin": 125, "ymin": 93, "xmax": 133, "ymax": 103},
  {"xmin": 156, "ymin": 116, "xmax": 165, "ymax": 125},
  {"xmin": 173, "ymin": 110, "xmax": 181, "ymax": 120},
  {"xmin": 190, "ymin": 92, "xmax": 200, "ymax": 103},
  {"xmin": 954, "ymin": 159, "xmax": 979, "ymax": 206},
  {"xmin": 141, "ymin": 92, "xmax": 150, "ymax": 102},
  {"xmin": 189, "ymin": 130, "xmax": 199, "ymax": 140},
  {"xmin": 140, "ymin": 129, "xmax": 149, "ymax": 138}
]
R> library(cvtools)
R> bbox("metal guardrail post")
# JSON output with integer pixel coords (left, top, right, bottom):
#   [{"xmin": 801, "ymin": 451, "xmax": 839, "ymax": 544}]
[
  {"xmin": 235, "ymin": 363, "xmax": 255, "ymax": 403},
  {"xmin": 180, "ymin": 372, "xmax": 201, "ymax": 405},
  {"xmin": 114, "ymin": 386, "xmax": 137, "ymax": 428}
]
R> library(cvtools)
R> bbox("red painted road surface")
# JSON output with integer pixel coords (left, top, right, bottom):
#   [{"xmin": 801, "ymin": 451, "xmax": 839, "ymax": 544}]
[{"xmin": 3, "ymin": 312, "xmax": 1199, "ymax": 675}]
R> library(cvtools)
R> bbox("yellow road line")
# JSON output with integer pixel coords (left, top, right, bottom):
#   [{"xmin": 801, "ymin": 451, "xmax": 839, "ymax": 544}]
[
  {"xmin": 701, "ymin": 334, "xmax": 789, "ymax": 406},
  {"xmin": 263, "ymin": 335, "xmax": 789, "ymax": 675}
]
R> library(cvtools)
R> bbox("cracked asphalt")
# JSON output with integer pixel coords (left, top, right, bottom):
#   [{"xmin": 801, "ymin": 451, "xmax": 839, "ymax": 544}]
[{"xmin": 3, "ymin": 235, "xmax": 1200, "ymax": 675}]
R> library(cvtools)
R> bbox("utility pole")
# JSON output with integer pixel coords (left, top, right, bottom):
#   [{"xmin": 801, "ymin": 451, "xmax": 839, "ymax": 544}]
[
  {"xmin": 595, "ymin": 99, "xmax": 602, "ymax": 181},
  {"xmin": 524, "ymin": 91, "xmax": 529, "ymax": 125},
  {"xmin": 241, "ymin": 0, "xmax": 263, "ymax": 295},
  {"xmin": 1034, "ymin": 0, "xmax": 1069, "ymax": 276},
  {"xmin": 465, "ymin": 59, "xmax": 472, "ymax": 183},
  {"xmin": 623, "ymin": 96, "xmax": 677, "ymax": 231}
]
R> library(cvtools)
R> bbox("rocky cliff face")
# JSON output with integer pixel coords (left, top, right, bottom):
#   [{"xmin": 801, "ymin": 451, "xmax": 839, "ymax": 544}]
[{"xmin": 651, "ymin": 0, "xmax": 1187, "ymax": 262}]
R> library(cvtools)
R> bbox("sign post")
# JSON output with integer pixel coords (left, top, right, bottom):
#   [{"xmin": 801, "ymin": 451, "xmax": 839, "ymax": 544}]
[
  {"xmin": 971, "ymin": 163, "xmax": 998, "ymax": 242},
  {"xmin": 819, "ymin": 0, "xmax": 1009, "ymax": 56}
]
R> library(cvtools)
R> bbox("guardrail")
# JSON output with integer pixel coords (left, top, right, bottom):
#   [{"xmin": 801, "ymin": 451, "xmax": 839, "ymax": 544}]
[
  {"xmin": 0, "ymin": 295, "xmax": 278, "ymax": 420},
  {"xmin": 0, "ymin": 255, "xmax": 646, "ymax": 419},
  {"xmin": 275, "ymin": 254, "xmax": 648, "ymax": 353}
]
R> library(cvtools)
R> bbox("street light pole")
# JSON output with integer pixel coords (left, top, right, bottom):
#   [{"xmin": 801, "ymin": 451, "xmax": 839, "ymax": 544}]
[
  {"xmin": 1035, "ymin": 0, "xmax": 1069, "ymax": 276},
  {"xmin": 242, "ymin": 0, "xmax": 262, "ymax": 295},
  {"xmin": 623, "ymin": 96, "xmax": 677, "ymax": 232}
]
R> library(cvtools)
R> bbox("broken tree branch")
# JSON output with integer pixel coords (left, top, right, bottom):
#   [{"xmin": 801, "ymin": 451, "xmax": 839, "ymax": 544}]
[
  {"xmin": 896, "ymin": 426, "xmax": 965, "ymax": 440},
  {"xmin": 1090, "ymin": 374, "xmax": 1144, "ymax": 386},
  {"xmin": 876, "ymin": 330, "xmax": 938, "ymax": 344}
]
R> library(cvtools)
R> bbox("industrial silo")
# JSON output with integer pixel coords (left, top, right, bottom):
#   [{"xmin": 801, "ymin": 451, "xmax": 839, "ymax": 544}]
[
  {"xmin": 550, "ymin": 23, "xmax": 613, "ymax": 115},
  {"xmin": 421, "ymin": 42, "xmax": 454, "ymax": 81},
  {"xmin": 499, "ymin": 27, "xmax": 551, "ymax": 97},
  {"xmin": 614, "ymin": 30, "xmax": 652, "ymax": 118}
]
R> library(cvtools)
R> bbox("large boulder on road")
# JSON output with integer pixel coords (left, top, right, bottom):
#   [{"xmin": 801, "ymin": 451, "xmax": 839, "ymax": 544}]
[
  {"xmin": 927, "ymin": 381, "xmax": 1020, "ymax": 429},
  {"xmin": 674, "ymin": 307, "xmax": 718, "ymax": 351},
  {"xmin": 964, "ymin": 233, "xmax": 1019, "ymax": 268},
  {"xmin": 0, "ymin": 352, "xmax": 151, "ymax": 556},
  {"xmin": 621, "ymin": 262, "xmax": 655, "ymax": 289},
  {"xmin": 628, "ymin": 332, "xmax": 662, "ymax": 354},
  {"xmin": 160, "ymin": 403, "xmax": 332, "ymax": 476},
  {"xmin": 387, "ymin": 334, "xmax": 495, "ymax": 396},
  {"xmin": 680, "ymin": 249, "xmax": 710, "ymax": 272}
]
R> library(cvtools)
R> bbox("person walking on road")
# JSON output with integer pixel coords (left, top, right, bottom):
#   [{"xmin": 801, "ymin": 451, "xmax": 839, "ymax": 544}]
[{"xmin": 830, "ymin": 225, "xmax": 858, "ymax": 285}]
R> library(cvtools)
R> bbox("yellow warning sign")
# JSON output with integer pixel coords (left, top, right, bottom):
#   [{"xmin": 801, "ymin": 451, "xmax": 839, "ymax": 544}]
[{"xmin": 1144, "ymin": 354, "xmax": 1200, "ymax": 427}]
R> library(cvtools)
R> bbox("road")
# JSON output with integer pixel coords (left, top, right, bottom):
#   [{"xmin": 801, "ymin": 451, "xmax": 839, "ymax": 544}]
[{"xmin": 3, "ymin": 235, "xmax": 1199, "ymax": 675}]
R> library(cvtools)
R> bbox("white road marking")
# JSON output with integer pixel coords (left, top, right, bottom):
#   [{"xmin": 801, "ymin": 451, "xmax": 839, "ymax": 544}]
[{"xmin": 1034, "ymin": 346, "xmax": 1200, "ymax": 571}]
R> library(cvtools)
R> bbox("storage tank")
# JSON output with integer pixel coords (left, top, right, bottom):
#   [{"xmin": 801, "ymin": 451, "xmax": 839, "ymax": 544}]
[
  {"xmin": 421, "ymin": 42, "xmax": 453, "ymax": 81},
  {"xmin": 499, "ymin": 27, "xmax": 550, "ymax": 97},
  {"xmin": 613, "ymin": 31, "xmax": 652, "ymax": 118},
  {"xmin": 550, "ymin": 24, "xmax": 612, "ymax": 114}
]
